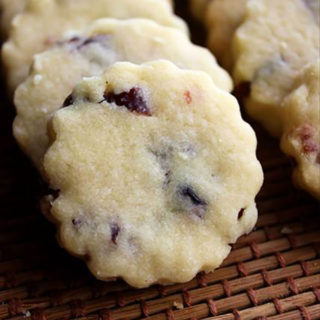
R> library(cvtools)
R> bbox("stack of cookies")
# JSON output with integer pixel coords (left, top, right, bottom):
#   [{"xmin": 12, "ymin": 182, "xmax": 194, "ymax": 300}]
[
  {"xmin": 191, "ymin": 0, "xmax": 320, "ymax": 200},
  {"xmin": 0, "ymin": 0, "xmax": 263, "ymax": 288}
]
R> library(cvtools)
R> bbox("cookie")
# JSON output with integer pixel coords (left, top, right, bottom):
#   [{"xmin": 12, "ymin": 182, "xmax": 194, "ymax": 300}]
[
  {"xmin": 232, "ymin": 0, "xmax": 319, "ymax": 136},
  {"xmin": 280, "ymin": 60, "xmax": 320, "ymax": 200},
  {"xmin": 13, "ymin": 18, "xmax": 232, "ymax": 169},
  {"xmin": 43, "ymin": 60, "xmax": 263, "ymax": 288},
  {"xmin": 206, "ymin": 0, "xmax": 246, "ymax": 70},
  {"xmin": 1, "ymin": 0, "xmax": 188, "ymax": 91},
  {"xmin": 0, "ymin": 0, "xmax": 26, "ymax": 37},
  {"xmin": 189, "ymin": 0, "xmax": 210, "ymax": 21}
]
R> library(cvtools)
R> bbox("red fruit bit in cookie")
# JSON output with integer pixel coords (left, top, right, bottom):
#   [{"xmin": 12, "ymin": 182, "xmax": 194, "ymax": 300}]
[
  {"xmin": 72, "ymin": 218, "xmax": 83, "ymax": 229},
  {"xmin": 104, "ymin": 87, "xmax": 151, "ymax": 116},
  {"xmin": 179, "ymin": 184, "xmax": 207, "ymax": 219},
  {"xmin": 184, "ymin": 90, "xmax": 192, "ymax": 104},
  {"xmin": 59, "ymin": 35, "xmax": 110, "ymax": 51},
  {"xmin": 299, "ymin": 124, "xmax": 313, "ymax": 141},
  {"xmin": 303, "ymin": 141, "xmax": 318, "ymax": 153},
  {"xmin": 297, "ymin": 124, "xmax": 319, "ymax": 154},
  {"xmin": 238, "ymin": 208, "xmax": 245, "ymax": 220},
  {"xmin": 62, "ymin": 94, "xmax": 74, "ymax": 108},
  {"xmin": 110, "ymin": 223, "xmax": 120, "ymax": 245}
]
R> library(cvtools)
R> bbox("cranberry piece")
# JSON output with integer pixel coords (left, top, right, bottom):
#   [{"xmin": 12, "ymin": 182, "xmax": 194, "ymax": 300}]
[
  {"xmin": 103, "ymin": 87, "xmax": 151, "ymax": 116},
  {"xmin": 110, "ymin": 223, "xmax": 120, "ymax": 245},
  {"xmin": 72, "ymin": 218, "xmax": 83, "ymax": 229},
  {"xmin": 67, "ymin": 36, "xmax": 81, "ymax": 44},
  {"xmin": 297, "ymin": 124, "xmax": 319, "ymax": 154},
  {"xmin": 59, "ymin": 35, "xmax": 110, "ymax": 51},
  {"xmin": 80, "ymin": 35, "xmax": 109, "ymax": 48},
  {"xmin": 62, "ymin": 94, "xmax": 74, "ymax": 108},
  {"xmin": 57, "ymin": 36, "xmax": 82, "ymax": 48},
  {"xmin": 180, "ymin": 185, "xmax": 206, "ymax": 206},
  {"xmin": 238, "ymin": 208, "xmax": 245, "ymax": 220},
  {"xmin": 303, "ymin": 141, "xmax": 318, "ymax": 153},
  {"xmin": 184, "ymin": 90, "xmax": 192, "ymax": 104},
  {"xmin": 179, "ymin": 185, "xmax": 207, "ymax": 219}
]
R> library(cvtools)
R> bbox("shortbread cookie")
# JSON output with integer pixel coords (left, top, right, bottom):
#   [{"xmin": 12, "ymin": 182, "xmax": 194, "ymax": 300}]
[
  {"xmin": 13, "ymin": 18, "xmax": 232, "ymax": 169},
  {"xmin": 281, "ymin": 60, "xmax": 320, "ymax": 200},
  {"xmin": 0, "ymin": 0, "xmax": 26, "ymax": 37},
  {"xmin": 1, "ymin": 0, "xmax": 187, "ymax": 91},
  {"xmin": 43, "ymin": 60, "xmax": 263, "ymax": 288},
  {"xmin": 206, "ymin": 0, "xmax": 246, "ymax": 70},
  {"xmin": 233, "ymin": 0, "xmax": 319, "ymax": 136},
  {"xmin": 189, "ymin": 0, "xmax": 210, "ymax": 21},
  {"xmin": 0, "ymin": 0, "xmax": 171, "ymax": 37}
]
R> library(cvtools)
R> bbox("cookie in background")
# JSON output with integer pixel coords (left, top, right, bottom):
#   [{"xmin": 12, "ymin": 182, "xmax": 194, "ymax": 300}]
[
  {"xmin": 0, "ymin": 0, "xmax": 26, "ymax": 38},
  {"xmin": 280, "ymin": 60, "xmax": 320, "ymax": 200},
  {"xmin": 206, "ymin": 0, "xmax": 246, "ymax": 71},
  {"xmin": 189, "ymin": 0, "xmax": 247, "ymax": 71},
  {"xmin": 232, "ymin": 0, "xmax": 319, "ymax": 137},
  {"xmin": 1, "ymin": 0, "xmax": 188, "ymax": 92},
  {"xmin": 189, "ymin": 0, "xmax": 210, "ymax": 21}
]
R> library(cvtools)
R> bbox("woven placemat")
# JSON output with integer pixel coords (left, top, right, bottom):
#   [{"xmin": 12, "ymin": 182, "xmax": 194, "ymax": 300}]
[{"xmin": 1, "ymin": 3, "xmax": 320, "ymax": 320}]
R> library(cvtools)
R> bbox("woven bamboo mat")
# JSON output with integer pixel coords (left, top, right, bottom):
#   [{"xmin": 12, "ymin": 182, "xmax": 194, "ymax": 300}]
[{"xmin": 1, "ymin": 2, "xmax": 320, "ymax": 320}]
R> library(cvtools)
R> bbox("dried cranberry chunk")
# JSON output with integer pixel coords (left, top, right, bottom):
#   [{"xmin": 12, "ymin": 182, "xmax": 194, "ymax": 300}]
[
  {"xmin": 59, "ymin": 35, "xmax": 110, "ymax": 51},
  {"xmin": 110, "ymin": 223, "xmax": 120, "ymax": 245},
  {"xmin": 178, "ymin": 184, "xmax": 207, "ymax": 219},
  {"xmin": 297, "ymin": 124, "xmax": 319, "ymax": 154},
  {"xmin": 104, "ymin": 87, "xmax": 151, "ymax": 116},
  {"xmin": 80, "ymin": 35, "xmax": 109, "ymax": 47},
  {"xmin": 180, "ymin": 185, "xmax": 207, "ymax": 207},
  {"xmin": 238, "ymin": 208, "xmax": 245, "ymax": 220},
  {"xmin": 62, "ymin": 94, "xmax": 74, "ymax": 108},
  {"xmin": 72, "ymin": 218, "xmax": 83, "ymax": 229}
]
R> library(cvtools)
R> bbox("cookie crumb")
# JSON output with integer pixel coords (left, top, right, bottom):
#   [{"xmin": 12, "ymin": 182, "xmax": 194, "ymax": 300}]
[{"xmin": 173, "ymin": 301, "xmax": 184, "ymax": 310}]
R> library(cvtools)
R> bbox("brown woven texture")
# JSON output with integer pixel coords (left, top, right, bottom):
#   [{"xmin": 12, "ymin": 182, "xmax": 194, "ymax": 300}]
[{"xmin": 0, "ymin": 2, "xmax": 320, "ymax": 320}]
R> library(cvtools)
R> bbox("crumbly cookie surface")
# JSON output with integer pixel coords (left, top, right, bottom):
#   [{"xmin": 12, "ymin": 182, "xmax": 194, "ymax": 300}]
[
  {"xmin": 233, "ymin": 0, "xmax": 319, "ymax": 136},
  {"xmin": 206, "ymin": 0, "xmax": 246, "ymax": 70},
  {"xmin": 2, "ymin": 0, "xmax": 187, "ymax": 91},
  {"xmin": 14, "ymin": 18, "xmax": 232, "ymax": 169},
  {"xmin": 281, "ymin": 60, "xmax": 320, "ymax": 199},
  {"xmin": 0, "ymin": 0, "xmax": 26, "ymax": 37},
  {"xmin": 43, "ymin": 61, "xmax": 263, "ymax": 288}
]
